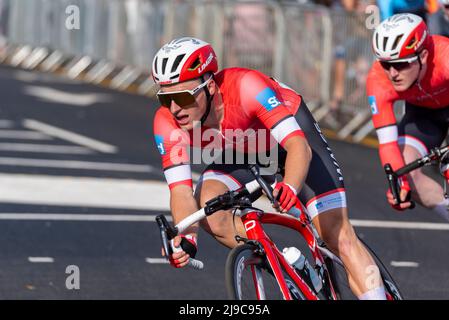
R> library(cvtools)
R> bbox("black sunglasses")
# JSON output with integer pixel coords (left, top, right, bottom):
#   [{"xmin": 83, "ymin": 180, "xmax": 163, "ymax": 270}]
[
  {"xmin": 157, "ymin": 76, "xmax": 212, "ymax": 108},
  {"xmin": 379, "ymin": 55, "xmax": 418, "ymax": 71}
]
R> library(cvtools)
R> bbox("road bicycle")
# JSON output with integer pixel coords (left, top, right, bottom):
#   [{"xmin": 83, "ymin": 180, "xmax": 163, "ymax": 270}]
[
  {"xmin": 385, "ymin": 145, "xmax": 449, "ymax": 208},
  {"xmin": 157, "ymin": 164, "xmax": 403, "ymax": 300}
]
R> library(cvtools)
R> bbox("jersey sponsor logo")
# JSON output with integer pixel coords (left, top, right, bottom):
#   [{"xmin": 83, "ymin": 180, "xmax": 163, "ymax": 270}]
[
  {"xmin": 256, "ymin": 87, "xmax": 282, "ymax": 111},
  {"xmin": 154, "ymin": 134, "xmax": 166, "ymax": 155},
  {"xmin": 315, "ymin": 194, "xmax": 343, "ymax": 211},
  {"xmin": 368, "ymin": 96, "xmax": 379, "ymax": 115}
]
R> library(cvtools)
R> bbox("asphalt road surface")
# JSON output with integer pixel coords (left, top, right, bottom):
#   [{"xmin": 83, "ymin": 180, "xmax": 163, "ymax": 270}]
[{"xmin": 0, "ymin": 65, "xmax": 448, "ymax": 300}]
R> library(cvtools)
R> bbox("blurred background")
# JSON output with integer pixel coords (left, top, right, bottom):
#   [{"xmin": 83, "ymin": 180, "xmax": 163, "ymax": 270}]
[{"xmin": 0, "ymin": 0, "xmax": 448, "ymax": 299}]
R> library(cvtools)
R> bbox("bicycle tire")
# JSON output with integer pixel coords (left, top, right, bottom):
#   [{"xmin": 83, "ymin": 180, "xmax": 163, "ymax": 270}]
[
  {"xmin": 324, "ymin": 238, "xmax": 403, "ymax": 300},
  {"xmin": 225, "ymin": 243, "xmax": 307, "ymax": 300}
]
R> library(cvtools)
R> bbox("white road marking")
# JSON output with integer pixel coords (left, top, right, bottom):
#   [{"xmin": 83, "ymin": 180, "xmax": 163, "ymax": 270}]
[
  {"xmin": 0, "ymin": 143, "xmax": 93, "ymax": 154},
  {"xmin": 0, "ymin": 173, "xmax": 170, "ymax": 210},
  {"xmin": 390, "ymin": 261, "xmax": 419, "ymax": 268},
  {"xmin": 145, "ymin": 258, "xmax": 169, "ymax": 264},
  {"xmin": 0, "ymin": 157, "xmax": 156, "ymax": 172},
  {"xmin": 350, "ymin": 219, "xmax": 449, "ymax": 231},
  {"xmin": 28, "ymin": 257, "xmax": 54, "ymax": 263},
  {"xmin": 1, "ymin": 171, "xmax": 446, "ymax": 232},
  {"xmin": 0, "ymin": 130, "xmax": 52, "ymax": 140},
  {"xmin": 23, "ymin": 119, "xmax": 117, "ymax": 153},
  {"xmin": 23, "ymin": 85, "xmax": 112, "ymax": 107},
  {"xmin": 0, "ymin": 213, "xmax": 172, "ymax": 222},
  {"xmin": 0, "ymin": 120, "xmax": 15, "ymax": 128}
]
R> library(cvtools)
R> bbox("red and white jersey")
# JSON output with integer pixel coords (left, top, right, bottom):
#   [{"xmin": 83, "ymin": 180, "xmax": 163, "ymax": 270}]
[
  {"xmin": 366, "ymin": 35, "xmax": 449, "ymax": 170},
  {"xmin": 153, "ymin": 67, "xmax": 305, "ymax": 189}
]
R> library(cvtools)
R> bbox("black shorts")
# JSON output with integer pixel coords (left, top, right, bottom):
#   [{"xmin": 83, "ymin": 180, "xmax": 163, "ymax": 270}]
[
  {"xmin": 198, "ymin": 99, "xmax": 346, "ymax": 219},
  {"xmin": 398, "ymin": 103, "xmax": 449, "ymax": 157}
]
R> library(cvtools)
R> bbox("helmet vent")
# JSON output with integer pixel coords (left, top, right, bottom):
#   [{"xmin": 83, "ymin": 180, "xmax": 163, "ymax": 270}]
[
  {"xmin": 383, "ymin": 36, "xmax": 389, "ymax": 51},
  {"xmin": 171, "ymin": 54, "xmax": 186, "ymax": 73},
  {"xmin": 406, "ymin": 35, "xmax": 418, "ymax": 49},
  {"xmin": 154, "ymin": 57, "xmax": 158, "ymax": 74},
  {"xmin": 392, "ymin": 34, "xmax": 404, "ymax": 51},
  {"xmin": 162, "ymin": 57, "xmax": 168, "ymax": 75},
  {"xmin": 188, "ymin": 57, "xmax": 201, "ymax": 71}
]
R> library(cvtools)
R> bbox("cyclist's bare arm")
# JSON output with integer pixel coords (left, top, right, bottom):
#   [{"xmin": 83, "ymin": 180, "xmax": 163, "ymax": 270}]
[
  {"xmin": 162, "ymin": 184, "xmax": 200, "ymax": 267},
  {"xmin": 282, "ymin": 135, "xmax": 312, "ymax": 192},
  {"xmin": 170, "ymin": 185, "xmax": 199, "ymax": 231}
]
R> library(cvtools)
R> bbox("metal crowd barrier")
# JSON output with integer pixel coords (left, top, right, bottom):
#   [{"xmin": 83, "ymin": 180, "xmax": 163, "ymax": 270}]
[{"xmin": 0, "ymin": 0, "xmax": 378, "ymax": 142}]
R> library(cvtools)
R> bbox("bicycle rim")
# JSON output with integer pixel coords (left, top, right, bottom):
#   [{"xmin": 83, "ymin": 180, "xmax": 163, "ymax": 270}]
[{"xmin": 225, "ymin": 244, "xmax": 306, "ymax": 300}]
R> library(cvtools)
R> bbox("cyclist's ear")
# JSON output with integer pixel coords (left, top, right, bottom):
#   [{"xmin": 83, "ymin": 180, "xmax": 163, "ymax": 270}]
[
  {"xmin": 205, "ymin": 72, "xmax": 216, "ymax": 94},
  {"xmin": 419, "ymin": 49, "xmax": 429, "ymax": 64}
]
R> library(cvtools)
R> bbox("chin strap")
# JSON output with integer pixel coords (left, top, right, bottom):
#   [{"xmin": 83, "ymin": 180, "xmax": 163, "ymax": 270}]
[{"xmin": 200, "ymin": 75, "xmax": 214, "ymax": 125}]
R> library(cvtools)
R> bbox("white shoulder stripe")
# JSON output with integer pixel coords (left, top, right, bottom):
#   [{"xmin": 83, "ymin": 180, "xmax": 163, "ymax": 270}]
[
  {"xmin": 271, "ymin": 117, "xmax": 301, "ymax": 144},
  {"xmin": 376, "ymin": 126, "xmax": 398, "ymax": 144},
  {"xmin": 164, "ymin": 165, "xmax": 192, "ymax": 185}
]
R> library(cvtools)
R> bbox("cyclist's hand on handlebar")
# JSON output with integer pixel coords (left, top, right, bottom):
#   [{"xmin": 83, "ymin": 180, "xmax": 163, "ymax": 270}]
[
  {"xmin": 387, "ymin": 176, "xmax": 412, "ymax": 211},
  {"xmin": 272, "ymin": 182, "xmax": 298, "ymax": 213},
  {"xmin": 161, "ymin": 234, "xmax": 197, "ymax": 268}
]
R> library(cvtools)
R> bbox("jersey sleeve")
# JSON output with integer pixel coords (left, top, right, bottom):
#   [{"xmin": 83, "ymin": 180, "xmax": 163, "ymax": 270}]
[
  {"xmin": 153, "ymin": 107, "xmax": 192, "ymax": 189},
  {"xmin": 366, "ymin": 66, "xmax": 406, "ymax": 171},
  {"xmin": 366, "ymin": 66, "xmax": 398, "ymax": 130},
  {"xmin": 239, "ymin": 70, "xmax": 305, "ymax": 147}
]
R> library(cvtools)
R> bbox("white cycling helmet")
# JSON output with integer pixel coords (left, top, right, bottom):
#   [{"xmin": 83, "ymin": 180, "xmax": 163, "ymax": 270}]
[
  {"xmin": 441, "ymin": 0, "xmax": 449, "ymax": 5},
  {"xmin": 152, "ymin": 37, "xmax": 218, "ymax": 85},
  {"xmin": 372, "ymin": 13, "xmax": 429, "ymax": 62}
]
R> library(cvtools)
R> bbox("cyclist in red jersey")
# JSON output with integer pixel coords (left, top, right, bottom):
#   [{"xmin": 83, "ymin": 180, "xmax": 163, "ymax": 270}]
[
  {"xmin": 153, "ymin": 37, "xmax": 386, "ymax": 299},
  {"xmin": 367, "ymin": 13, "xmax": 449, "ymax": 220}
]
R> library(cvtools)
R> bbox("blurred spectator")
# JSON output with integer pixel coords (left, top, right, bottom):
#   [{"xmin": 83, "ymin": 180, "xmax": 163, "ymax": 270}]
[
  {"xmin": 124, "ymin": 0, "xmax": 164, "ymax": 68},
  {"xmin": 323, "ymin": 0, "xmax": 373, "ymax": 128},
  {"xmin": 428, "ymin": 0, "xmax": 449, "ymax": 37},
  {"xmin": 328, "ymin": 0, "xmax": 359, "ymax": 128},
  {"xmin": 376, "ymin": 0, "xmax": 427, "ymax": 21}
]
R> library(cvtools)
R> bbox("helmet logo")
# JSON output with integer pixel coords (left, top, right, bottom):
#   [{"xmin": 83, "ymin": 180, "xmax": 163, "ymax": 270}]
[
  {"xmin": 383, "ymin": 23, "xmax": 400, "ymax": 32},
  {"xmin": 198, "ymin": 53, "xmax": 214, "ymax": 74},
  {"xmin": 162, "ymin": 44, "xmax": 181, "ymax": 54},
  {"xmin": 414, "ymin": 30, "xmax": 427, "ymax": 50}
]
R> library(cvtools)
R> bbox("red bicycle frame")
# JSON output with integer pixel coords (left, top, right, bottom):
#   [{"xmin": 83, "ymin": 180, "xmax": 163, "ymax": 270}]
[{"xmin": 240, "ymin": 205, "xmax": 338, "ymax": 300}]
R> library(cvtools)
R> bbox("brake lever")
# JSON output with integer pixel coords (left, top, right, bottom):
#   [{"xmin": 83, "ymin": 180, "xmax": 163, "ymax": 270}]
[
  {"xmin": 156, "ymin": 215, "xmax": 178, "ymax": 258},
  {"xmin": 249, "ymin": 164, "xmax": 276, "ymax": 203},
  {"xmin": 384, "ymin": 164, "xmax": 415, "ymax": 210}
]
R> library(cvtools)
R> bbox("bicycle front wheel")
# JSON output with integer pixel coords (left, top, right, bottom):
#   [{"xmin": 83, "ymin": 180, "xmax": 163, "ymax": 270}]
[{"xmin": 225, "ymin": 244, "xmax": 306, "ymax": 300}]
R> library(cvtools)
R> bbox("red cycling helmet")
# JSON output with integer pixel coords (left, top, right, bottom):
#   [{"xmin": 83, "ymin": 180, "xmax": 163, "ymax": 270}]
[
  {"xmin": 152, "ymin": 37, "xmax": 218, "ymax": 85},
  {"xmin": 372, "ymin": 13, "xmax": 429, "ymax": 62}
]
